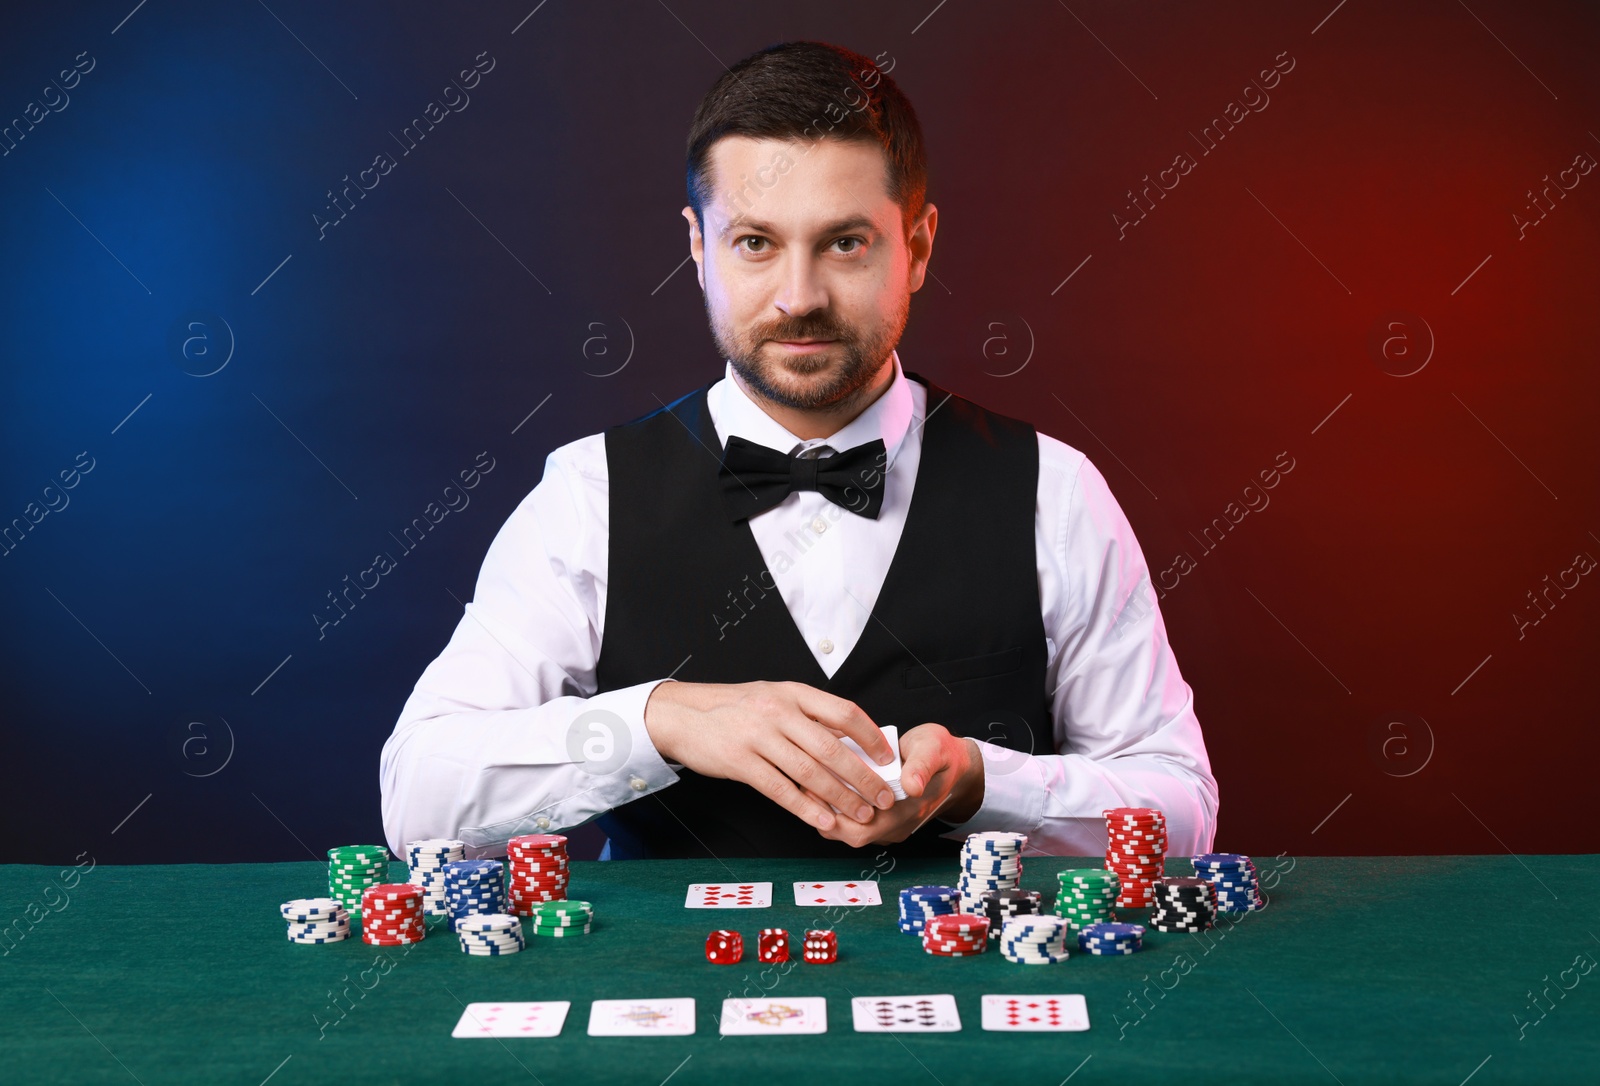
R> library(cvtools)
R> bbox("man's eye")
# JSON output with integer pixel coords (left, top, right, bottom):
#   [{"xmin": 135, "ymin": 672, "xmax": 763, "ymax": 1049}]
[
  {"xmin": 737, "ymin": 236, "xmax": 769, "ymax": 253},
  {"xmin": 835, "ymin": 237, "xmax": 863, "ymax": 253}
]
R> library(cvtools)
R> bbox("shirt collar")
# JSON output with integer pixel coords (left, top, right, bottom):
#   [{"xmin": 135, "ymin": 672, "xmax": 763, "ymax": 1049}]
[{"xmin": 710, "ymin": 348, "xmax": 914, "ymax": 472}]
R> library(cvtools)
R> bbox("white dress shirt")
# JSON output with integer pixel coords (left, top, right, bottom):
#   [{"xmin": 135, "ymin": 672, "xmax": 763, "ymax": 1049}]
[{"xmin": 380, "ymin": 350, "xmax": 1219, "ymax": 859}]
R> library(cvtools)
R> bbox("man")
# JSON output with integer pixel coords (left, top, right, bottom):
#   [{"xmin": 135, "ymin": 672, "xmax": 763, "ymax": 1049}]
[{"xmin": 380, "ymin": 41, "xmax": 1217, "ymax": 860}]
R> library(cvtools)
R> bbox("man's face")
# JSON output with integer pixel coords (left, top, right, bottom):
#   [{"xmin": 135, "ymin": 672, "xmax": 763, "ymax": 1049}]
[{"xmin": 684, "ymin": 136, "xmax": 934, "ymax": 412}]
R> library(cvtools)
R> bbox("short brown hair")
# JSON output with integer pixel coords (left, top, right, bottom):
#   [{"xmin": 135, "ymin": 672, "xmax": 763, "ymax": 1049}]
[{"xmin": 685, "ymin": 41, "xmax": 928, "ymax": 238}]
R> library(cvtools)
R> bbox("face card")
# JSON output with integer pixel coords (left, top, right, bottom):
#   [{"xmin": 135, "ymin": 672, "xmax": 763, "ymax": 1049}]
[
  {"xmin": 850, "ymin": 994, "xmax": 961, "ymax": 1033},
  {"xmin": 840, "ymin": 725, "xmax": 906, "ymax": 800},
  {"xmin": 587, "ymin": 998, "xmax": 696, "ymax": 1036},
  {"xmin": 451, "ymin": 1001, "xmax": 571, "ymax": 1038},
  {"xmin": 792, "ymin": 880, "xmax": 883, "ymax": 907},
  {"xmin": 685, "ymin": 882, "xmax": 773, "ymax": 908},
  {"xmin": 718, "ymin": 996, "xmax": 828, "ymax": 1035},
  {"xmin": 980, "ymin": 994, "xmax": 1090, "ymax": 1032}
]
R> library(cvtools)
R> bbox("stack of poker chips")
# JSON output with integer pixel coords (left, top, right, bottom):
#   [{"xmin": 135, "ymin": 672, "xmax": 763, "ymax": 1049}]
[
  {"xmin": 922, "ymin": 913, "xmax": 989, "ymax": 957},
  {"xmin": 405, "ymin": 838, "xmax": 465, "ymax": 915},
  {"xmin": 979, "ymin": 888, "xmax": 1042, "ymax": 940},
  {"xmin": 442, "ymin": 859, "xmax": 507, "ymax": 931},
  {"xmin": 705, "ymin": 929, "xmax": 743, "ymax": 964},
  {"xmin": 1104, "ymin": 807, "xmax": 1167, "ymax": 908},
  {"xmin": 1000, "ymin": 914, "xmax": 1071, "ymax": 964},
  {"xmin": 360, "ymin": 883, "xmax": 425, "ymax": 946},
  {"xmin": 456, "ymin": 913, "xmax": 526, "ymax": 956},
  {"xmin": 1149, "ymin": 876, "xmax": 1216, "ymax": 933},
  {"xmin": 1078, "ymin": 921, "xmax": 1145, "ymax": 955},
  {"xmin": 507, "ymin": 833, "xmax": 570, "ymax": 913},
  {"xmin": 327, "ymin": 845, "xmax": 390, "ymax": 915},
  {"xmin": 897, "ymin": 886, "xmax": 959, "ymax": 934},
  {"xmin": 1054, "ymin": 868, "xmax": 1120, "ymax": 930},
  {"xmin": 281, "ymin": 897, "xmax": 350, "ymax": 944},
  {"xmin": 530, "ymin": 898, "xmax": 592, "ymax": 937},
  {"xmin": 958, "ymin": 831, "xmax": 1027, "ymax": 915},
  {"xmin": 757, "ymin": 928, "xmax": 789, "ymax": 963},
  {"xmin": 801, "ymin": 929, "xmax": 838, "ymax": 963},
  {"xmin": 1191, "ymin": 853, "xmax": 1265, "ymax": 912}
]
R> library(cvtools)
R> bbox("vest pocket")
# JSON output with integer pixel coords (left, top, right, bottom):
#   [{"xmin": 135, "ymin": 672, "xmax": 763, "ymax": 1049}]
[{"xmin": 902, "ymin": 645, "xmax": 1023, "ymax": 688}]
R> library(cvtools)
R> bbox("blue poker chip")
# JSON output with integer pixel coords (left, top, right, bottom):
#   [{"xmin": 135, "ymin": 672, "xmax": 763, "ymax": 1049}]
[{"xmin": 1081, "ymin": 922, "xmax": 1144, "ymax": 936}]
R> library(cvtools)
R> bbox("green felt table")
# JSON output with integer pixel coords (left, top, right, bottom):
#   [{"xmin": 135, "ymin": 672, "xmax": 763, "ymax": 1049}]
[{"xmin": 3, "ymin": 855, "xmax": 1598, "ymax": 1085}]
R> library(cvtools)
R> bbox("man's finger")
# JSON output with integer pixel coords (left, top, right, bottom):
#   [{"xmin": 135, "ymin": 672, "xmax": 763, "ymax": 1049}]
[
  {"xmin": 740, "ymin": 756, "xmax": 839, "ymax": 831},
  {"xmin": 762, "ymin": 732, "xmax": 879, "ymax": 822},
  {"xmin": 790, "ymin": 684, "xmax": 894, "ymax": 765},
  {"xmin": 787, "ymin": 717, "xmax": 898, "ymax": 810}
]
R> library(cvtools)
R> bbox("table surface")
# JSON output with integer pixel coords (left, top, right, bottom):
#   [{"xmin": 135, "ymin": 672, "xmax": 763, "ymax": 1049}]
[{"xmin": 3, "ymin": 854, "xmax": 1597, "ymax": 1085}]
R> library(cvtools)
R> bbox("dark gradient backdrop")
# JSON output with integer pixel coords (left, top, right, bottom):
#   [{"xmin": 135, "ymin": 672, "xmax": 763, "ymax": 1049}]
[{"xmin": 2, "ymin": 1, "xmax": 1595, "ymax": 865}]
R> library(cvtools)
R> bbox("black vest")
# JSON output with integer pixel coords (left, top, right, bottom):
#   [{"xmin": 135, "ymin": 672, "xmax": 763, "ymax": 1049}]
[{"xmin": 594, "ymin": 371, "xmax": 1053, "ymax": 859}]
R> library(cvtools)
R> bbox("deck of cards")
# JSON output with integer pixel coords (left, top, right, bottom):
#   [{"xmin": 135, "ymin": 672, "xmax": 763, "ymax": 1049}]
[{"xmin": 840, "ymin": 724, "xmax": 907, "ymax": 801}]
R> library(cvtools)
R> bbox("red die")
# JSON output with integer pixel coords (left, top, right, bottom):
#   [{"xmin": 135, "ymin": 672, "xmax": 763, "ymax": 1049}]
[
  {"xmin": 757, "ymin": 928, "xmax": 789, "ymax": 963},
  {"xmin": 705, "ymin": 929, "xmax": 743, "ymax": 964},
  {"xmin": 801, "ymin": 928, "xmax": 837, "ymax": 964}
]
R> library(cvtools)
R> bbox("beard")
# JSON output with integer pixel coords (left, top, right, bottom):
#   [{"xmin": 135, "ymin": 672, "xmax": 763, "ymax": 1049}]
[{"xmin": 708, "ymin": 290, "xmax": 910, "ymax": 412}]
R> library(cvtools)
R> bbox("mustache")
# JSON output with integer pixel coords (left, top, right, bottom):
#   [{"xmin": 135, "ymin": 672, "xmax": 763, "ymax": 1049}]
[{"xmin": 758, "ymin": 322, "xmax": 846, "ymax": 342}]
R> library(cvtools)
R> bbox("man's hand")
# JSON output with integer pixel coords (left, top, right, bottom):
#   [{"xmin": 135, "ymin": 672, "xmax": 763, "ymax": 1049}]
[
  {"xmin": 643, "ymin": 680, "xmax": 899, "ymax": 832},
  {"xmin": 816, "ymin": 723, "xmax": 986, "ymax": 848}
]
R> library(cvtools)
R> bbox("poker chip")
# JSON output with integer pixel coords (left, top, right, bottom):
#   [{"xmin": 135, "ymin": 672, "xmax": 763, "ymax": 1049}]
[
  {"xmin": 456, "ymin": 913, "xmax": 526, "ymax": 955},
  {"xmin": 802, "ymin": 928, "xmax": 838, "ymax": 963},
  {"xmin": 360, "ymin": 883, "xmax": 425, "ymax": 946},
  {"xmin": 705, "ymin": 929, "xmax": 743, "ymax": 964},
  {"xmin": 1148, "ymin": 876, "xmax": 1216, "ymax": 932},
  {"xmin": 405, "ymin": 838, "xmax": 465, "ymax": 916},
  {"xmin": 531, "ymin": 899, "xmax": 593, "ymax": 938},
  {"xmin": 507, "ymin": 833, "xmax": 571, "ymax": 916},
  {"xmin": 998, "ymin": 914, "xmax": 1071, "ymax": 964},
  {"xmin": 1078, "ymin": 921, "xmax": 1145, "ymax": 955},
  {"xmin": 281, "ymin": 897, "xmax": 351, "ymax": 944},
  {"xmin": 1054, "ymin": 868, "xmax": 1120, "ymax": 931},
  {"xmin": 898, "ymin": 885, "xmax": 958, "ymax": 934},
  {"xmin": 443, "ymin": 859, "xmax": 506, "ymax": 932},
  {"xmin": 1190, "ymin": 854, "xmax": 1266, "ymax": 912},
  {"xmin": 923, "ymin": 912, "xmax": 989, "ymax": 956},
  {"xmin": 979, "ymin": 888, "xmax": 1042, "ymax": 940},
  {"xmin": 959, "ymin": 832, "xmax": 1027, "ymax": 915},
  {"xmin": 758, "ymin": 928, "xmax": 789, "ymax": 963},
  {"xmin": 327, "ymin": 845, "xmax": 390, "ymax": 915},
  {"xmin": 1103, "ymin": 808, "xmax": 1166, "ymax": 908}
]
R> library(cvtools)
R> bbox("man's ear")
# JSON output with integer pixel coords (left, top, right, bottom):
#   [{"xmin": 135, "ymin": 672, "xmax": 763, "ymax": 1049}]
[{"xmin": 682, "ymin": 206, "xmax": 706, "ymax": 292}]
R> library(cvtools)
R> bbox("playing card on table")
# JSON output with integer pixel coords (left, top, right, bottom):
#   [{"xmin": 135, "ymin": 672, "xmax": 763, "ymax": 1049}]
[
  {"xmin": 451, "ymin": 1001, "xmax": 570, "ymax": 1038},
  {"xmin": 718, "ymin": 996, "xmax": 828, "ymax": 1035},
  {"xmin": 685, "ymin": 882, "xmax": 772, "ymax": 908},
  {"xmin": 850, "ymin": 994, "xmax": 961, "ymax": 1033},
  {"xmin": 980, "ymin": 994, "xmax": 1089, "ymax": 1032},
  {"xmin": 587, "ymin": 998, "xmax": 696, "ymax": 1036},
  {"xmin": 792, "ymin": 880, "xmax": 883, "ymax": 907},
  {"xmin": 840, "ymin": 724, "xmax": 907, "ymax": 801}
]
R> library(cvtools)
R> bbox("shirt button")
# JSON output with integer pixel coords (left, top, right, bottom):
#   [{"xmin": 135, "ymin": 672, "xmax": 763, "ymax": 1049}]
[
  {"xmin": 818, "ymin": 638, "xmax": 834, "ymax": 654},
  {"xmin": 811, "ymin": 517, "xmax": 828, "ymax": 534},
  {"xmin": 534, "ymin": 816, "xmax": 551, "ymax": 830},
  {"xmin": 628, "ymin": 776, "xmax": 649, "ymax": 792}
]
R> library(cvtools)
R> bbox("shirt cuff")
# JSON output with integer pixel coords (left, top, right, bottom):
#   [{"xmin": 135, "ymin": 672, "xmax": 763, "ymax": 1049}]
[
  {"xmin": 935, "ymin": 740, "xmax": 1046, "ymax": 840},
  {"xmin": 597, "ymin": 678, "xmax": 682, "ymax": 796}
]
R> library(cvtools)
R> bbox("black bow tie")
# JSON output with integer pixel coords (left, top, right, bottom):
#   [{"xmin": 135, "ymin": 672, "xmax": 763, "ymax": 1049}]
[{"xmin": 718, "ymin": 435, "xmax": 887, "ymax": 522}]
